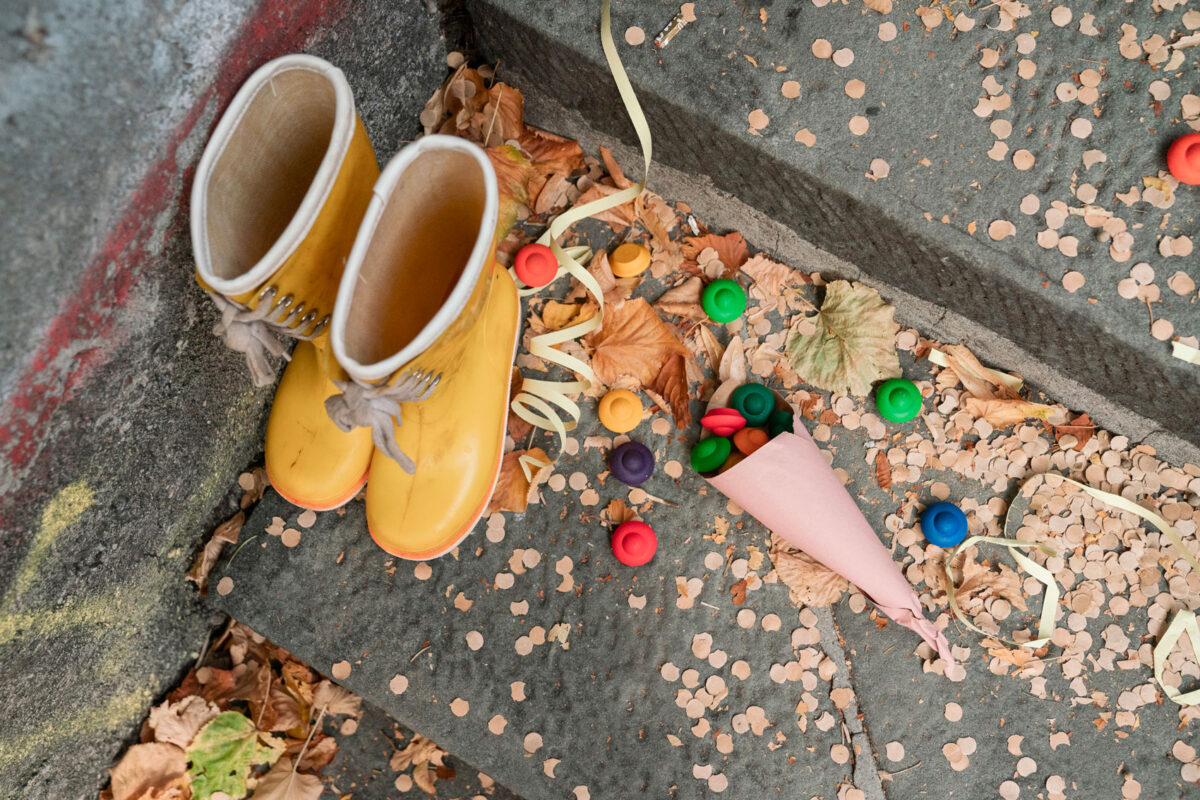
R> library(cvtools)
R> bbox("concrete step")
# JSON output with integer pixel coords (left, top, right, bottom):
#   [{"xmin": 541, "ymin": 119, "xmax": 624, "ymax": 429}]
[
  {"xmin": 464, "ymin": 0, "xmax": 1200, "ymax": 462},
  {"xmin": 0, "ymin": 2, "xmax": 450, "ymax": 796}
]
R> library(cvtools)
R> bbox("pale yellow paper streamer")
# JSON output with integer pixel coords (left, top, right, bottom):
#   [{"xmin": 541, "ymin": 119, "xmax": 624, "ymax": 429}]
[
  {"xmin": 508, "ymin": 0, "xmax": 653, "ymax": 472},
  {"xmin": 1154, "ymin": 609, "xmax": 1200, "ymax": 706},
  {"xmin": 945, "ymin": 471, "xmax": 1200, "ymax": 698},
  {"xmin": 1172, "ymin": 340, "xmax": 1200, "ymax": 366}
]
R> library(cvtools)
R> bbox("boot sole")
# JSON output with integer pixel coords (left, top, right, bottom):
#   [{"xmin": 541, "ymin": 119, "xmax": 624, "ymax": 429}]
[
  {"xmin": 367, "ymin": 270, "xmax": 520, "ymax": 561},
  {"xmin": 266, "ymin": 466, "xmax": 369, "ymax": 513}
]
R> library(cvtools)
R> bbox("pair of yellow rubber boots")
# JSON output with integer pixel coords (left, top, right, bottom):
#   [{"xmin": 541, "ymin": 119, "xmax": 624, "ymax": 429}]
[{"xmin": 190, "ymin": 54, "xmax": 520, "ymax": 559}]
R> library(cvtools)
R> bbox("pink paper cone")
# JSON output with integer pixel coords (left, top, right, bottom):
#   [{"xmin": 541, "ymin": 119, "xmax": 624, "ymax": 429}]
[{"xmin": 709, "ymin": 415, "xmax": 954, "ymax": 668}]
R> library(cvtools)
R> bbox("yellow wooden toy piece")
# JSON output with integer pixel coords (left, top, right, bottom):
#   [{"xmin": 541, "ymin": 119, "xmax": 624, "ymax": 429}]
[
  {"xmin": 598, "ymin": 389, "xmax": 643, "ymax": 433},
  {"xmin": 610, "ymin": 242, "xmax": 651, "ymax": 278}
]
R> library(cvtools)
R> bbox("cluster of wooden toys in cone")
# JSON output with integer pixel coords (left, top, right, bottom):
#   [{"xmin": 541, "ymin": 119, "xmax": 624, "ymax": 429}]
[{"xmin": 691, "ymin": 383, "xmax": 794, "ymax": 476}]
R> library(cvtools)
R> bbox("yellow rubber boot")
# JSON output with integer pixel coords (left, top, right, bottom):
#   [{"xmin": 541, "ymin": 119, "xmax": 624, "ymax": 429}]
[
  {"xmin": 190, "ymin": 54, "xmax": 377, "ymax": 509},
  {"xmin": 328, "ymin": 136, "xmax": 521, "ymax": 558}
]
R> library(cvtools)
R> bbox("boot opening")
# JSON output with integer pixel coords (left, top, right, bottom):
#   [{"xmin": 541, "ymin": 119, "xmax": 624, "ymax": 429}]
[
  {"xmin": 204, "ymin": 68, "xmax": 339, "ymax": 281},
  {"xmin": 343, "ymin": 148, "xmax": 488, "ymax": 366}
]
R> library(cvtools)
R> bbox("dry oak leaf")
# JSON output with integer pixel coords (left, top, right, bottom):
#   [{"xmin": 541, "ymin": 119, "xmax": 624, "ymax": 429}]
[
  {"xmin": 108, "ymin": 742, "xmax": 189, "ymax": 800},
  {"xmin": 785, "ymin": 280, "xmax": 901, "ymax": 396},
  {"xmin": 770, "ymin": 532, "xmax": 850, "ymax": 607},
  {"xmin": 487, "ymin": 447, "xmax": 552, "ymax": 515},
  {"xmin": 148, "ymin": 695, "xmax": 220, "ymax": 749},
  {"xmin": 682, "ymin": 231, "xmax": 749, "ymax": 277},
  {"xmin": 250, "ymin": 757, "xmax": 323, "ymax": 800}
]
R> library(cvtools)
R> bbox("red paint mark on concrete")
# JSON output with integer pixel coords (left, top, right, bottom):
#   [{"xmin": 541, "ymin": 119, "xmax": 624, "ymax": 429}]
[{"xmin": 0, "ymin": 0, "xmax": 353, "ymax": 517}]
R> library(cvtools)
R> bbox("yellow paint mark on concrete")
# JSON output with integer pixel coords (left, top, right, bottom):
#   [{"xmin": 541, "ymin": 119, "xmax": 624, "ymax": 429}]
[
  {"xmin": 0, "ymin": 574, "xmax": 160, "ymax": 647},
  {"xmin": 0, "ymin": 684, "xmax": 155, "ymax": 772},
  {"xmin": 8, "ymin": 481, "xmax": 95, "ymax": 602}
]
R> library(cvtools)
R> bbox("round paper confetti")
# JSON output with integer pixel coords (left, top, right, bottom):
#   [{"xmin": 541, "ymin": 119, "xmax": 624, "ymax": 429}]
[
  {"xmin": 450, "ymin": 697, "xmax": 469, "ymax": 717},
  {"xmin": 832, "ymin": 48, "xmax": 855, "ymax": 67},
  {"xmin": 466, "ymin": 630, "xmax": 484, "ymax": 650},
  {"xmin": 748, "ymin": 109, "xmax": 770, "ymax": 130},
  {"xmin": 849, "ymin": 116, "xmax": 869, "ymax": 136},
  {"xmin": 1062, "ymin": 271, "xmax": 1085, "ymax": 293},
  {"xmin": 845, "ymin": 79, "xmax": 865, "ymax": 99},
  {"xmin": 331, "ymin": 660, "xmax": 351, "ymax": 680},
  {"xmin": 216, "ymin": 576, "xmax": 234, "ymax": 596},
  {"xmin": 489, "ymin": 714, "xmax": 507, "ymax": 734},
  {"xmin": 782, "ymin": 80, "xmax": 801, "ymax": 99},
  {"xmin": 281, "ymin": 528, "xmax": 301, "ymax": 548},
  {"xmin": 389, "ymin": 674, "xmax": 408, "ymax": 694},
  {"xmin": 524, "ymin": 732, "xmax": 543, "ymax": 753},
  {"xmin": 812, "ymin": 39, "xmax": 833, "ymax": 59},
  {"xmin": 624, "ymin": 26, "xmax": 645, "ymax": 46},
  {"xmin": 1013, "ymin": 150, "xmax": 1035, "ymax": 170}
]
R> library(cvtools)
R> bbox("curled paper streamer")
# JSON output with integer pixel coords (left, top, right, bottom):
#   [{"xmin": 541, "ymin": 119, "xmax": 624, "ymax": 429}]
[
  {"xmin": 946, "ymin": 471, "xmax": 1200, "ymax": 702},
  {"xmin": 708, "ymin": 415, "xmax": 956, "ymax": 670},
  {"xmin": 1155, "ymin": 610, "xmax": 1200, "ymax": 706},
  {"xmin": 509, "ymin": 0, "xmax": 653, "ymax": 460}
]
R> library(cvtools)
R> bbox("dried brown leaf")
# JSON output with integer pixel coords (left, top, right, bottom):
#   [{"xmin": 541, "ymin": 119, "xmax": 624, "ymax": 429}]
[
  {"xmin": 147, "ymin": 696, "xmax": 219, "ymax": 750},
  {"xmin": 648, "ymin": 353, "xmax": 693, "ymax": 429},
  {"xmin": 251, "ymin": 756, "xmax": 324, "ymax": 800},
  {"xmin": 654, "ymin": 276, "xmax": 705, "ymax": 321},
  {"xmin": 186, "ymin": 511, "xmax": 244, "ymax": 594},
  {"xmin": 874, "ymin": 451, "xmax": 893, "ymax": 490},
  {"xmin": 1053, "ymin": 413, "xmax": 1095, "ymax": 450},
  {"xmin": 770, "ymin": 533, "xmax": 850, "ymax": 607},
  {"xmin": 486, "ymin": 447, "xmax": 552, "ymax": 514},
  {"xmin": 963, "ymin": 397, "xmax": 1055, "ymax": 427},
  {"xmin": 108, "ymin": 743, "xmax": 188, "ymax": 800},
  {"xmin": 682, "ymin": 231, "xmax": 749, "ymax": 276},
  {"xmin": 312, "ymin": 680, "xmax": 362, "ymax": 718},
  {"xmin": 785, "ymin": 280, "xmax": 901, "ymax": 396},
  {"xmin": 586, "ymin": 298, "xmax": 692, "ymax": 390}
]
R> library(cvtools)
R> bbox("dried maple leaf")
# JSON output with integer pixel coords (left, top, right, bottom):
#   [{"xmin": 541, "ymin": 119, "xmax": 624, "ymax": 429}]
[
  {"xmin": 586, "ymin": 297, "xmax": 693, "ymax": 391},
  {"xmin": 148, "ymin": 696, "xmax": 220, "ymax": 750},
  {"xmin": 574, "ymin": 180, "xmax": 637, "ymax": 230},
  {"xmin": 250, "ymin": 756, "xmax": 323, "ymax": 800},
  {"xmin": 874, "ymin": 451, "xmax": 893, "ymax": 490},
  {"xmin": 785, "ymin": 280, "xmax": 901, "ymax": 396},
  {"xmin": 186, "ymin": 511, "xmax": 243, "ymax": 594},
  {"xmin": 682, "ymin": 231, "xmax": 749, "ymax": 277},
  {"xmin": 1053, "ymin": 413, "xmax": 1095, "ymax": 450},
  {"xmin": 654, "ymin": 276, "xmax": 705, "ymax": 321},
  {"xmin": 486, "ymin": 447, "xmax": 552, "ymax": 514},
  {"xmin": 770, "ymin": 533, "xmax": 850, "ymax": 607}
]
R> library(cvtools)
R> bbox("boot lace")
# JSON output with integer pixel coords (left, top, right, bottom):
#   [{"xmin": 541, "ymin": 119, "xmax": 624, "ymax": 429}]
[
  {"xmin": 208, "ymin": 286, "xmax": 328, "ymax": 387},
  {"xmin": 324, "ymin": 370, "xmax": 441, "ymax": 473}
]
